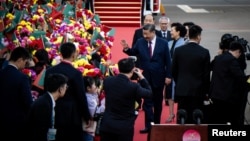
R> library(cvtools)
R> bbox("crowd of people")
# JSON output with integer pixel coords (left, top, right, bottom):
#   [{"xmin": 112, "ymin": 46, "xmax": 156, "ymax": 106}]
[
  {"xmin": 0, "ymin": 1, "xmax": 250, "ymax": 141},
  {"xmin": 120, "ymin": 13, "xmax": 250, "ymax": 137}
]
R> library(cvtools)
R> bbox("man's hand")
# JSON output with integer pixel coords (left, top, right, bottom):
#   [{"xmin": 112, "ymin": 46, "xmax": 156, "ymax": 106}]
[
  {"xmin": 120, "ymin": 39, "xmax": 129, "ymax": 50},
  {"xmin": 133, "ymin": 68, "xmax": 144, "ymax": 80},
  {"xmin": 165, "ymin": 78, "xmax": 172, "ymax": 85}
]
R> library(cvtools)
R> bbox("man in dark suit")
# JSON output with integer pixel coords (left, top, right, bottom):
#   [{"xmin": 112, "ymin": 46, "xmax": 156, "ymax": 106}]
[
  {"xmin": 159, "ymin": 16, "xmax": 172, "ymax": 42},
  {"xmin": 100, "ymin": 58, "xmax": 152, "ymax": 141},
  {"xmin": 122, "ymin": 24, "xmax": 172, "ymax": 133},
  {"xmin": 158, "ymin": 16, "xmax": 171, "ymax": 106},
  {"xmin": 28, "ymin": 73, "xmax": 68, "ymax": 141},
  {"xmin": 44, "ymin": 42, "xmax": 91, "ymax": 141},
  {"xmin": 131, "ymin": 14, "xmax": 162, "ymax": 111},
  {"xmin": 172, "ymin": 25, "xmax": 211, "ymax": 124},
  {"xmin": 0, "ymin": 47, "xmax": 33, "ymax": 140}
]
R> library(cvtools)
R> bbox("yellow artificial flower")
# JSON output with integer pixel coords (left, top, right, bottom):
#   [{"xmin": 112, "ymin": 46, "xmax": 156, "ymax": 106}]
[
  {"xmin": 29, "ymin": 36, "xmax": 35, "ymax": 40},
  {"xmin": 81, "ymin": 31, "xmax": 88, "ymax": 38},
  {"xmin": 19, "ymin": 20, "xmax": 26, "ymax": 26},
  {"xmin": 6, "ymin": 13, "xmax": 15, "ymax": 20},
  {"xmin": 33, "ymin": 0, "xmax": 38, "ymax": 4},
  {"xmin": 17, "ymin": 25, "xmax": 22, "ymax": 31},
  {"xmin": 32, "ymin": 50, "xmax": 37, "ymax": 56},
  {"xmin": 37, "ymin": 8, "xmax": 44, "ymax": 14},
  {"xmin": 83, "ymin": 21, "xmax": 91, "ymax": 30},
  {"xmin": 86, "ymin": 54, "xmax": 91, "ymax": 60},
  {"xmin": 32, "ymin": 14, "xmax": 40, "ymax": 21},
  {"xmin": 86, "ymin": 46, "xmax": 92, "ymax": 53},
  {"xmin": 47, "ymin": 2, "xmax": 53, "ymax": 7},
  {"xmin": 27, "ymin": 26, "xmax": 34, "ymax": 33},
  {"xmin": 53, "ymin": 36, "xmax": 63, "ymax": 44},
  {"xmin": 55, "ymin": 19, "xmax": 62, "ymax": 24}
]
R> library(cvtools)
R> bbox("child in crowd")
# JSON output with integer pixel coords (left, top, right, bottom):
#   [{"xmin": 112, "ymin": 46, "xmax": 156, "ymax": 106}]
[{"xmin": 83, "ymin": 76, "xmax": 104, "ymax": 141}]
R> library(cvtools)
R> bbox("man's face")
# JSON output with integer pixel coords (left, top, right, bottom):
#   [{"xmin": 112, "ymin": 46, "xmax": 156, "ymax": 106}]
[
  {"xmin": 160, "ymin": 19, "xmax": 169, "ymax": 31},
  {"xmin": 18, "ymin": 58, "xmax": 29, "ymax": 70},
  {"xmin": 143, "ymin": 15, "xmax": 154, "ymax": 25},
  {"xmin": 143, "ymin": 29, "xmax": 155, "ymax": 41},
  {"xmin": 234, "ymin": 50, "xmax": 242, "ymax": 58}
]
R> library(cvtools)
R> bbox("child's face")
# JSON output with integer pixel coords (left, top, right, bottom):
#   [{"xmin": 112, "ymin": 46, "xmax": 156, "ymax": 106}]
[{"xmin": 87, "ymin": 83, "xmax": 98, "ymax": 94}]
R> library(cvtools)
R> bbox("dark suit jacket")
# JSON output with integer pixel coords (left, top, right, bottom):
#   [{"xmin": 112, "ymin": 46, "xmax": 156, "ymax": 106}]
[
  {"xmin": 132, "ymin": 28, "xmax": 163, "ymax": 47},
  {"xmin": 172, "ymin": 42, "xmax": 210, "ymax": 97},
  {"xmin": 210, "ymin": 52, "xmax": 247, "ymax": 103},
  {"xmin": 0, "ymin": 65, "xmax": 33, "ymax": 139},
  {"xmin": 27, "ymin": 93, "xmax": 53, "ymax": 141},
  {"xmin": 100, "ymin": 74, "xmax": 152, "ymax": 134},
  {"xmin": 124, "ymin": 37, "xmax": 171, "ymax": 88},
  {"xmin": 44, "ymin": 61, "xmax": 90, "ymax": 141},
  {"xmin": 160, "ymin": 30, "xmax": 172, "ymax": 42}
]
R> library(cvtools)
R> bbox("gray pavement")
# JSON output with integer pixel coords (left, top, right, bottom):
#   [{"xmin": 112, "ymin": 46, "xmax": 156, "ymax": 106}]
[{"xmin": 156, "ymin": 0, "xmax": 250, "ymax": 74}]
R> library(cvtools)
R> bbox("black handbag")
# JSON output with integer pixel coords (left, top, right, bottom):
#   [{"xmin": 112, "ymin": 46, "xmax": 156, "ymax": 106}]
[{"xmin": 94, "ymin": 112, "xmax": 104, "ymax": 135}]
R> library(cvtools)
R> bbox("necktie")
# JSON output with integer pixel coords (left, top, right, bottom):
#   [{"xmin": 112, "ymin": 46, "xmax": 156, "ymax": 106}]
[
  {"xmin": 163, "ymin": 32, "xmax": 166, "ymax": 38},
  {"xmin": 148, "ymin": 41, "xmax": 152, "ymax": 57}
]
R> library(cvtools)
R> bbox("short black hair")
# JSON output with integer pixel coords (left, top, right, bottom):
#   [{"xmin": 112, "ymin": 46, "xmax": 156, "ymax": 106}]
[
  {"xmin": 229, "ymin": 41, "xmax": 244, "ymax": 53},
  {"xmin": 183, "ymin": 22, "xmax": 195, "ymax": 28},
  {"xmin": 45, "ymin": 73, "xmax": 68, "ymax": 93},
  {"xmin": 189, "ymin": 25, "xmax": 202, "ymax": 39},
  {"xmin": 34, "ymin": 49, "xmax": 50, "ymax": 65},
  {"xmin": 171, "ymin": 22, "xmax": 187, "ymax": 38},
  {"xmin": 118, "ymin": 58, "xmax": 135, "ymax": 73},
  {"xmin": 143, "ymin": 24, "xmax": 156, "ymax": 32},
  {"xmin": 219, "ymin": 33, "xmax": 234, "ymax": 50},
  {"xmin": 83, "ymin": 76, "xmax": 96, "ymax": 90},
  {"xmin": 60, "ymin": 42, "xmax": 76, "ymax": 59},
  {"xmin": 9, "ymin": 47, "xmax": 31, "ymax": 61}
]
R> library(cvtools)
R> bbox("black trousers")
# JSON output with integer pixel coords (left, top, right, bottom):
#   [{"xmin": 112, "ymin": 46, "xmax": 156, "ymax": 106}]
[
  {"xmin": 143, "ymin": 86, "xmax": 164, "ymax": 129},
  {"xmin": 100, "ymin": 130, "xmax": 133, "ymax": 141}
]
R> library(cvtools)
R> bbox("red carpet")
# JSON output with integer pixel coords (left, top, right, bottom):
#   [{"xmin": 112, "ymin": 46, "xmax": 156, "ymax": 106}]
[
  {"xmin": 110, "ymin": 27, "xmax": 137, "ymax": 64},
  {"xmin": 133, "ymin": 103, "xmax": 178, "ymax": 141},
  {"xmin": 110, "ymin": 27, "xmax": 178, "ymax": 141}
]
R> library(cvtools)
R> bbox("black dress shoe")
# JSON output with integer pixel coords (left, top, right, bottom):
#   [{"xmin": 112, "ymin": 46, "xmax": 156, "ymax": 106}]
[{"xmin": 139, "ymin": 128, "xmax": 149, "ymax": 134}]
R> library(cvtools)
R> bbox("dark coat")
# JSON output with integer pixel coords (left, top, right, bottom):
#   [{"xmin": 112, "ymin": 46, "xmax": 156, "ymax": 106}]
[
  {"xmin": 124, "ymin": 37, "xmax": 171, "ymax": 88},
  {"xmin": 27, "ymin": 93, "xmax": 53, "ymax": 141},
  {"xmin": 210, "ymin": 52, "xmax": 247, "ymax": 103},
  {"xmin": 44, "ymin": 61, "xmax": 90, "ymax": 141},
  {"xmin": 160, "ymin": 30, "xmax": 172, "ymax": 42},
  {"xmin": 100, "ymin": 74, "xmax": 152, "ymax": 135},
  {"xmin": 0, "ymin": 65, "xmax": 33, "ymax": 140},
  {"xmin": 172, "ymin": 42, "xmax": 211, "ymax": 97}
]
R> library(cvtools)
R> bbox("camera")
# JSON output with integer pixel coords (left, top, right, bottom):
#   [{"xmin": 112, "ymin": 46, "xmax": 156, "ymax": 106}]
[
  {"xmin": 131, "ymin": 71, "xmax": 139, "ymax": 80},
  {"xmin": 233, "ymin": 36, "xmax": 250, "ymax": 60},
  {"xmin": 128, "ymin": 56, "xmax": 139, "ymax": 80}
]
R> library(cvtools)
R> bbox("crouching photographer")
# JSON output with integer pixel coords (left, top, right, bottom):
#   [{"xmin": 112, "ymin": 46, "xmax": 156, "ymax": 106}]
[{"xmin": 208, "ymin": 34, "xmax": 250, "ymax": 125}]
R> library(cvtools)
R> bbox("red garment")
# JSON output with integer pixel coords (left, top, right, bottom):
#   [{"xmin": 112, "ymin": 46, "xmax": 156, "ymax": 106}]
[{"xmin": 94, "ymin": 135, "xmax": 100, "ymax": 141}]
